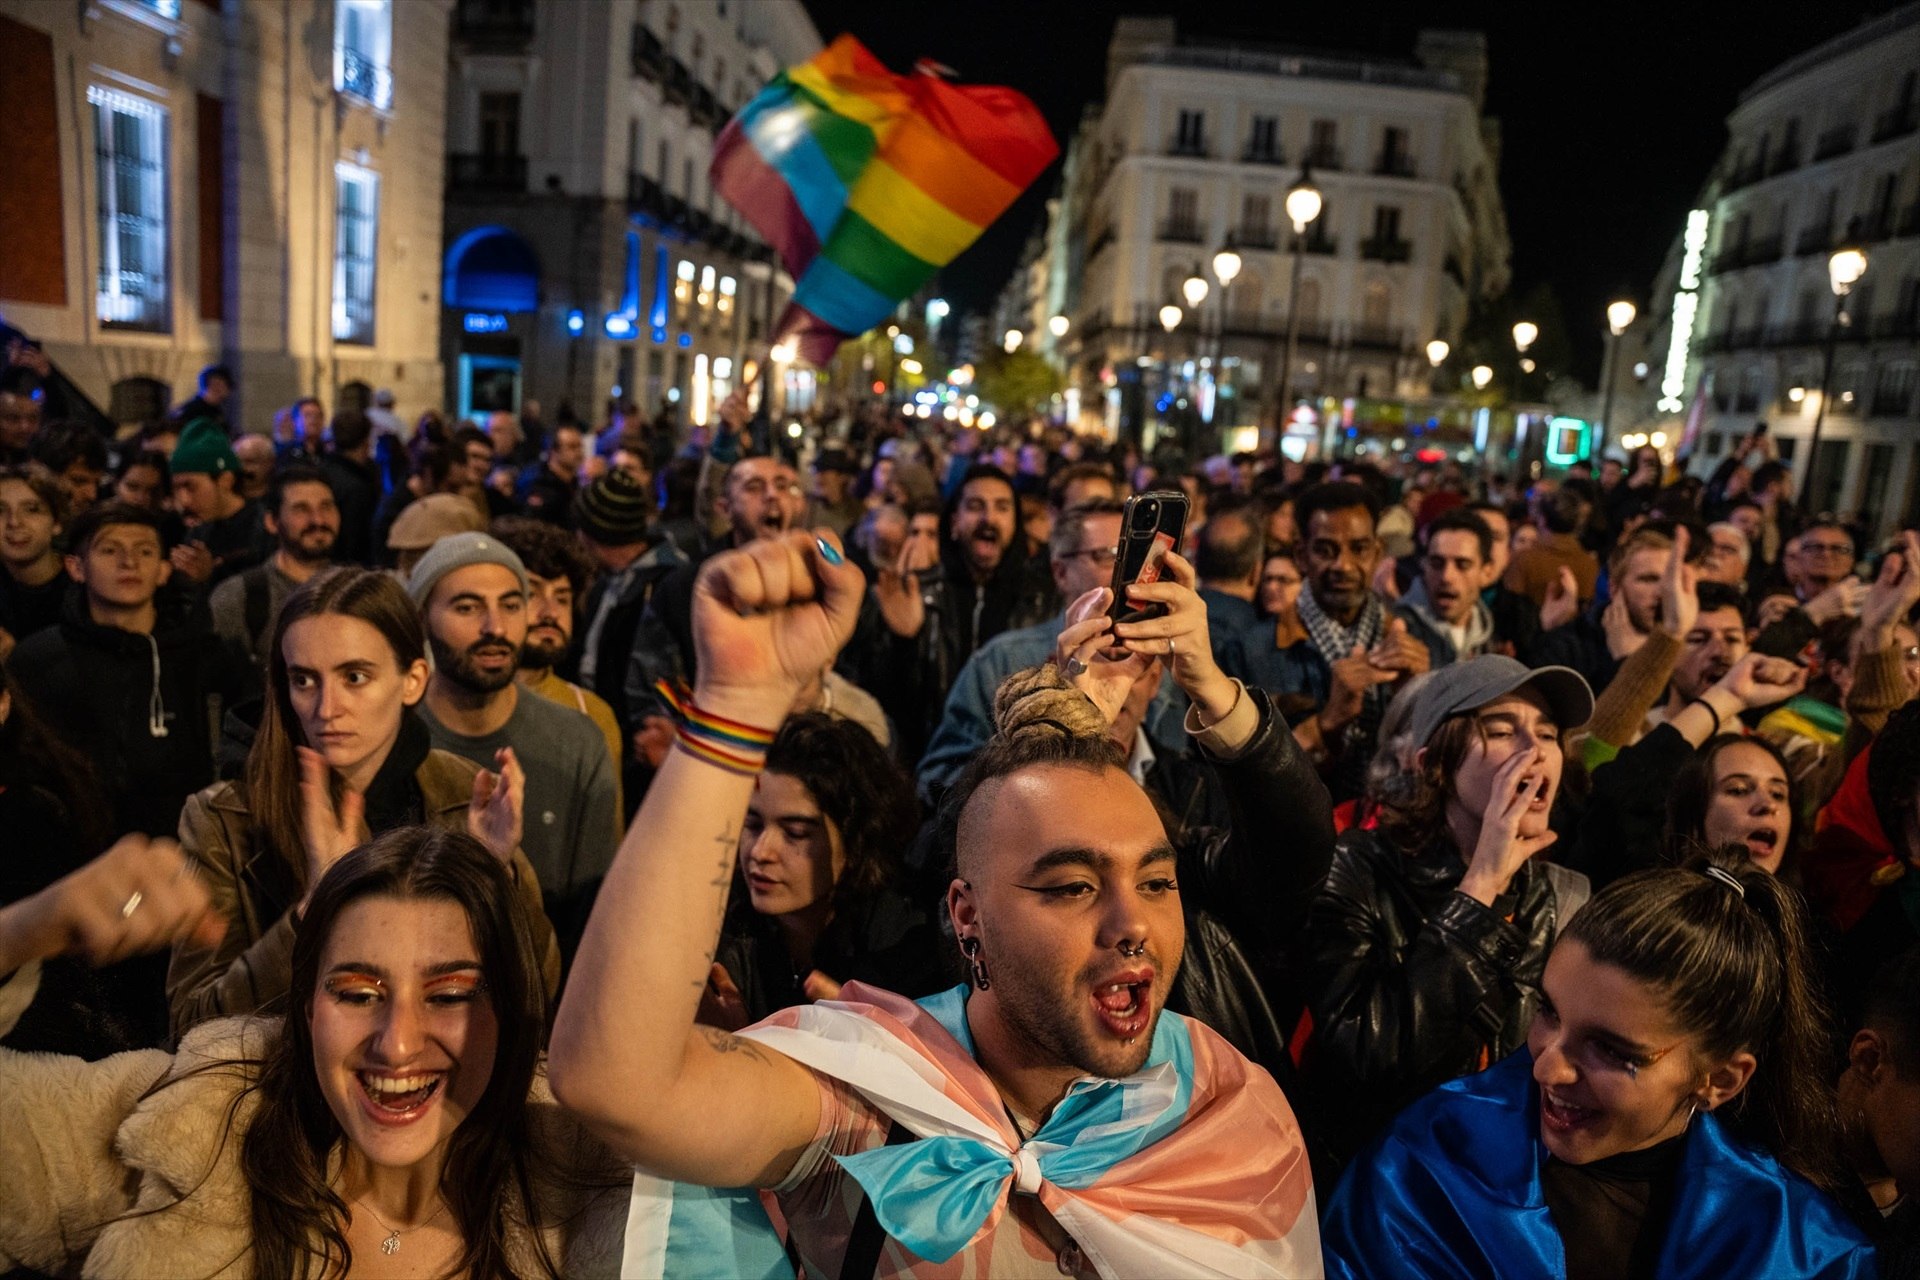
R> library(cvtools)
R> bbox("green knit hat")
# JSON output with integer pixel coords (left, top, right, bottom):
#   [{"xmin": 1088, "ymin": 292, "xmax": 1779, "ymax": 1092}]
[{"xmin": 171, "ymin": 417, "xmax": 239, "ymax": 477}]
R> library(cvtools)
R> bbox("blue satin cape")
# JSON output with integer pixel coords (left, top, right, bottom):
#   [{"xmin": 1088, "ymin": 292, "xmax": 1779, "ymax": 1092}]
[{"xmin": 1320, "ymin": 1051, "xmax": 1877, "ymax": 1279}]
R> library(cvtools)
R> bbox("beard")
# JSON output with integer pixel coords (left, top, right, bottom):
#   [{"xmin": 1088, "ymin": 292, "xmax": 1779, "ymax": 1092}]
[
  {"xmin": 987, "ymin": 946, "xmax": 1167, "ymax": 1083},
  {"xmin": 281, "ymin": 527, "xmax": 337, "ymax": 565},
  {"xmin": 430, "ymin": 631, "xmax": 519, "ymax": 694},
  {"xmin": 519, "ymin": 626, "xmax": 569, "ymax": 671}
]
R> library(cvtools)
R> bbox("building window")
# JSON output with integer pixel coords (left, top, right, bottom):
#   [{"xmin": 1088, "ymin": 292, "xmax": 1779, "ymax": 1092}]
[
  {"xmin": 1240, "ymin": 193, "xmax": 1271, "ymax": 242},
  {"xmin": 1174, "ymin": 109, "xmax": 1206, "ymax": 157},
  {"xmin": 1308, "ymin": 119, "xmax": 1339, "ymax": 169},
  {"xmin": 479, "ymin": 92, "xmax": 520, "ymax": 156},
  {"xmin": 332, "ymin": 163, "xmax": 379, "ymax": 344},
  {"xmin": 657, "ymin": 138, "xmax": 671, "ymax": 182},
  {"xmin": 335, "ymin": 0, "xmax": 393, "ymax": 110},
  {"xmin": 1874, "ymin": 363, "xmax": 1916, "ymax": 417},
  {"xmin": 89, "ymin": 87, "xmax": 170, "ymax": 331},
  {"xmin": 1377, "ymin": 126, "xmax": 1412, "ymax": 176},
  {"xmin": 1247, "ymin": 115, "xmax": 1279, "ymax": 162}
]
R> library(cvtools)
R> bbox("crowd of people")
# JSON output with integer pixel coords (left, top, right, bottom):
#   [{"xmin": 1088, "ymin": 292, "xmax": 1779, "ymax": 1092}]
[{"xmin": 1, "ymin": 343, "xmax": 1917, "ymax": 1278}]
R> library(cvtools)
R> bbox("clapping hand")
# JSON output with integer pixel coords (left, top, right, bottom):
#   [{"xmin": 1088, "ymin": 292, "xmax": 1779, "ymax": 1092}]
[
  {"xmin": 468, "ymin": 746, "xmax": 524, "ymax": 863},
  {"xmin": 1539, "ymin": 566, "xmax": 1579, "ymax": 631},
  {"xmin": 1859, "ymin": 530, "xmax": 1920, "ymax": 646},
  {"xmin": 1655, "ymin": 527, "xmax": 1699, "ymax": 639},
  {"xmin": 297, "ymin": 746, "xmax": 368, "ymax": 909}
]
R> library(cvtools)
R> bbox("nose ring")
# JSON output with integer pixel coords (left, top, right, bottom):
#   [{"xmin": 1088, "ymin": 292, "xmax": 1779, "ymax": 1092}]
[{"xmin": 1117, "ymin": 940, "xmax": 1146, "ymax": 958}]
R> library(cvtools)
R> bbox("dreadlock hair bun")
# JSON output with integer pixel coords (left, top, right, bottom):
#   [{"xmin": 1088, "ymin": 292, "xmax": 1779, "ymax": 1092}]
[{"xmin": 992, "ymin": 662, "xmax": 1114, "ymax": 745}]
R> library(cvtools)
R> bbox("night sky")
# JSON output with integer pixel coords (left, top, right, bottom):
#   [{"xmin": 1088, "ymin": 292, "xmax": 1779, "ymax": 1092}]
[{"xmin": 797, "ymin": 0, "xmax": 1887, "ymax": 381}]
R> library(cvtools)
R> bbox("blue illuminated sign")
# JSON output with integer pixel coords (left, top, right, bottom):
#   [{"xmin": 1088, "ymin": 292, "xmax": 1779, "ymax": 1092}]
[
  {"xmin": 566, "ymin": 310, "xmax": 585, "ymax": 335},
  {"xmin": 605, "ymin": 314, "xmax": 635, "ymax": 338},
  {"xmin": 677, "ymin": 332, "xmax": 692, "ymax": 348},
  {"xmin": 463, "ymin": 312, "xmax": 509, "ymax": 334}
]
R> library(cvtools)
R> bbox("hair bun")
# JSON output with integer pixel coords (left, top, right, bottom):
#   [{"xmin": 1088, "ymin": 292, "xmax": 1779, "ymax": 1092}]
[{"xmin": 992, "ymin": 664, "xmax": 1111, "ymax": 744}]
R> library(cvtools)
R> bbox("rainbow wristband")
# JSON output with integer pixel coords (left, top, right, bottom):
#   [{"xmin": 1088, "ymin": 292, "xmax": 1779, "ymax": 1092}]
[{"xmin": 654, "ymin": 680, "xmax": 777, "ymax": 775}]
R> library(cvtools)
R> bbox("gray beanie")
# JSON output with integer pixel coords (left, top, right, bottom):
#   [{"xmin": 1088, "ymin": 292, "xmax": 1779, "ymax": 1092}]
[{"xmin": 406, "ymin": 532, "xmax": 530, "ymax": 607}]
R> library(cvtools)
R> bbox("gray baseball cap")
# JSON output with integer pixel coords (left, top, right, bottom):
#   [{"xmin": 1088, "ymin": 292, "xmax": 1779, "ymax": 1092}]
[{"xmin": 1406, "ymin": 655, "xmax": 1594, "ymax": 748}]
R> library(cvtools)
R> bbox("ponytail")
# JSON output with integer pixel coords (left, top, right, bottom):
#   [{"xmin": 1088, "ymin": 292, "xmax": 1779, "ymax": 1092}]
[{"xmin": 1561, "ymin": 843, "xmax": 1845, "ymax": 1196}]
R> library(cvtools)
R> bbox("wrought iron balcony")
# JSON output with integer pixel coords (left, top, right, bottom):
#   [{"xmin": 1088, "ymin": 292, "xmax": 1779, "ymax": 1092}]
[
  {"xmin": 1157, "ymin": 219, "xmax": 1206, "ymax": 244},
  {"xmin": 1241, "ymin": 144, "xmax": 1286, "ymax": 166},
  {"xmin": 1813, "ymin": 124, "xmax": 1856, "ymax": 161},
  {"xmin": 1795, "ymin": 223, "xmax": 1832, "ymax": 256},
  {"xmin": 1304, "ymin": 144, "xmax": 1343, "ymax": 171},
  {"xmin": 1235, "ymin": 225, "xmax": 1279, "ymax": 250},
  {"xmin": 1347, "ymin": 323, "xmax": 1405, "ymax": 351},
  {"xmin": 1166, "ymin": 137, "xmax": 1210, "ymax": 159},
  {"xmin": 1373, "ymin": 153, "xmax": 1416, "ymax": 178},
  {"xmin": 337, "ymin": 48, "xmax": 392, "ymax": 111},
  {"xmin": 1301, "ymin": 231, "xmax": 1338, "ymax": 256}
]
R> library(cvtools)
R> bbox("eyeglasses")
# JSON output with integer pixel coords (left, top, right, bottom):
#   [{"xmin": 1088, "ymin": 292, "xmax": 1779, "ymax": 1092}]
[
  {"xmin": 1060, "ymin": 546, "xmax": 1120, "ymax": 568},
  {"xmin": 1799, "ymin": 542, "xmax": 1854, "ymax": 558}
]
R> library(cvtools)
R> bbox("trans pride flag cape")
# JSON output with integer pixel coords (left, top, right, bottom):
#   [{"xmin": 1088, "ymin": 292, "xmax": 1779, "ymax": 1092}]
[
  {"xmin": 623, "ymin": 983, "xmax": 1320, "ymax": 1278},
  {"xmin": 708, "ymin": 36, "xmax": 1057, "ymax": 364}
]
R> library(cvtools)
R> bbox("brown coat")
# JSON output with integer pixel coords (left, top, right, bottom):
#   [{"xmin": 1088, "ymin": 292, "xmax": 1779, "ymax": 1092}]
[
  {"xmin": 167, "ymin": 749, "xmax": 562, "ymax": 1040},
  {"xmin": 0, "ymin": 965, "xmax": 628, "ymax": 1278}
]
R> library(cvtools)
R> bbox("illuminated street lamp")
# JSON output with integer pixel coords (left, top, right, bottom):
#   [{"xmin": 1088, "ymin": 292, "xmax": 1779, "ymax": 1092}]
[
  {"xmin": 1804, "ymin": 235, "xmax": 1870, "ymax": 508},
  {"xmin": 1426, "ymin": 339, "xmax": 1450, "ymax": 368},
  {"xmin": 1181, "ymin": 273, "xmax": 1209, "ymax": 309},
  {"xmin": 1598, "ymin": 298, "xmax": 1639, "ymax": 453},
  {"xmin": 1471, "ymin": 364, "xmax": 1494, "ymax": 391},
  {"xmin": 1048, "ymin": 314, "xmax": 1070, "ymax": 338},
  {"xmin": 1004, "ymin": 329, "xmax": 1023, "ymax": 353},
  {"xmin": 1159, "ymin": 304, "xmax": 1183, "ymax": 333},
  {"xmin": 1511, "ymin": 321, "xmax": 1538, "ymax": 353},
  {"xmin": 1277, "ymin": 164, "xmax": 1323, "ymax": 424}
]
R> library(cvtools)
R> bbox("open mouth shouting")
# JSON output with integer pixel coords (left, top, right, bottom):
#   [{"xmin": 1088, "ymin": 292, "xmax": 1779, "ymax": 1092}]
[
  {"xmin": 356, "ymin": 1070, "xmax": 447, "ymax": 1126},
  {"xmin": 1742, "ymin": 826, "xmax": 1780, "ymax": 862},
  {"xmin": 1540, "ymin": 1088, "xmax": 1600, "ymax": 1136},
  {"xmin": 1090, "ymin": 968, "xmax": 1155, "ymax": 1041}
]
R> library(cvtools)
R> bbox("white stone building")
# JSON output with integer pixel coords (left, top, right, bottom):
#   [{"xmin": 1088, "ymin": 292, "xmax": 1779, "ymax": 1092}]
[
  {"xmin": 0, "ymin": 0, "xmax": 450, "ymax": 432},
  {"xmin": 1046, "ymin": 17, "xmax": 1511, "ymax": 445},
  {"xmin": 1679, "ymin": 4, "xmax": 1920, "ymax": 533},
  {"xmin": 442, "ymin": 0, "xmax": 819, "ymax": 431}
]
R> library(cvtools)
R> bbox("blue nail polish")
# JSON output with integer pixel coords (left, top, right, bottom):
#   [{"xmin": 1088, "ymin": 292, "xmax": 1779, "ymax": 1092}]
[{"xmin": 816, "ymin": 536, "xmax": 844, "ymax": 566}]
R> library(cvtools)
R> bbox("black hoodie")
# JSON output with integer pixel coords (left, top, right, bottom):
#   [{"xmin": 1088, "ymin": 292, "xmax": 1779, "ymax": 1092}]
[{"xmin": 6, "ymin": 584, "xmax": 229, "ymax": 838}]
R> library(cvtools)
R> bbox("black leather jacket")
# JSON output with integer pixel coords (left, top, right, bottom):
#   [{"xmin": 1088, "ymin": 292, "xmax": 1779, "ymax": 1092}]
[
  {"xmin": 1302, "ymin": 827, "xmax": 1586, "ymax": 1162},
  {"xmin": 1162, "ymin": 689, "xmax": 1335, "ymax": 1122}
]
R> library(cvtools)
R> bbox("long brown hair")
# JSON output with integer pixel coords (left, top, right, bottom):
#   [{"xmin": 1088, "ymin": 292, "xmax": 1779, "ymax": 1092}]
[
  {"xmin": 241, "ymin": 826, "xmax": 559, "ymax": 1278},
  {"xmin": 1374, "ymin": 711, "xmax": 1482, "ymax": 855},
  {"xmin": 245, "ymin": 568, "xmax": 426, "ymax": 883},
  {"xmin": 1560, "ymin": 844, "xmax": 1846, "ymax": 1195}
]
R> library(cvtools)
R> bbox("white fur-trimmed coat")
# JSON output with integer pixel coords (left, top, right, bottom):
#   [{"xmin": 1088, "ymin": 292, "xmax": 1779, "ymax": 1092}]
[{"xmin": 0, "ymin": 965, "xmax": 629, "ymax": 1278}]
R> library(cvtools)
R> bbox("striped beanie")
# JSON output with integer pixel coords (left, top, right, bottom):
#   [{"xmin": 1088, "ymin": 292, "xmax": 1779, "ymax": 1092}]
[{"xmin": 575, "ymin": 468, "xmax": 653, "ymax": 546}]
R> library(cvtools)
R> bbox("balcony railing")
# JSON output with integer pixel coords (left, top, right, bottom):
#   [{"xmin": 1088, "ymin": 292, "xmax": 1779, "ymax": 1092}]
[
  {"xmin": 1373, "ymin": 153, "xmax": 1416, "ymax": 178},
  {"xmin": 1858, "ymin": 210, "xmax": 1895, "ymax": 242},
  {"xmin": 1768, "ymin": 143, "xmax": 1801, "ymax": 175},
  {"xmin": 1795, "ymin": 223, "xmax": 1832, "ymax": 256},
  {"xmin": 1871, "ymin": 386, "xmax": 1915, "ymax": 417},
  {"xmin": 1813, "ymin": 124, "xmax": 1856, "ymax": 161},
  {"xmin": 1873, "ymin": 312, "xmax": 1920, "ymax": 340},
  {"xmin": 454, "ymin": 0, "xmax": 535, "ymax": 51},
  {"xmin": 1766, "ymin": 317, "xmax": 1828, "ymax": 346},
  {"xmin": 1157, "ymin": 219, "xmax": 1206, "ymax": 243},
  {"xmin": 1745, "ymin": 232, "xmax": 1783, "ymax": 264},
  {"xmin": 1241, "ymin": 144, "xmax": 1286, "ymax": 166},
  {"xmin": 1302, "ymin": 231, "xmax": 1338, "ymax": 255},
  {"xmin": 689, "ymin": 82, "xmax": 725, "ymax": 129},
  {"xmin": 1304, "ymin": 144, "xmax": 1343, "ymax": 171},
  {"xmin": 1166, "ymin": 136, "xmax": 1210, "ymax": 159},
  {"xmin": 448, "ymin": 152, "xmax": 528, "ymax": 193},
  {"xmin": 1735, "ymin": 390, "xmax": 1760, "ymax": 412},
  {"xmin": 1235, "ymin": 224, "xmax": 1279, "ymax": 250},
  {"xmin": 1872, "ymin": 102, "xmax": 1918, "ymax": 143},
  {"xmin": 1360, "ymin": 236, "xmax": 1412, "ymax": 263},
  {"xmin": 337, "ymin": 48, "xmax": 393, "ymax": 110},
  {"xmin": 630, "ymin": 24, "xmax": 664, "ymax": 78}
]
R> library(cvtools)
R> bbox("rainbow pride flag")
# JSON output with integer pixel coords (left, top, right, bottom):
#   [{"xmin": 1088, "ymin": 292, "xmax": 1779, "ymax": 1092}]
[{"xmin": 709, "ymin": 35, "xmax": 1058, "ymax": 364}]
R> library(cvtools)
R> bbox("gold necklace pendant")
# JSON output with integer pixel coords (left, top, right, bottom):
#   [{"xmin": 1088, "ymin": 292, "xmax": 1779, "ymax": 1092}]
[{"xmin": 382, "ymin": 1230, "xmax": 402, "ymax": 1256}]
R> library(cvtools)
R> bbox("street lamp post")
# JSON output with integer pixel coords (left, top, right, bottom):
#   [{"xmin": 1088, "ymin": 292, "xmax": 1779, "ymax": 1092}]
[
  {"xmin": 1803, "ymin": 238, "xmax": 1869, "ymax": 510},
  {"xmin": 1597, "ymin": 298, "xmax": 1637, "ymax": 457},
  {"xmin": 1210, "ymin": 241, "xmax": 1241, "ymax": 438},
  {"xmin": 1277, "ymin": 165, "xmax": 1323, "ymax": 433}
]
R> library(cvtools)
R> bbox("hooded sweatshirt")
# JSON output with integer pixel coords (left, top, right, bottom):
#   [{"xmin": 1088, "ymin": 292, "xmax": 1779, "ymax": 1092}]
[{"xmin": 5, "ymin": 585, "xmax": 222, "ymax": 837}]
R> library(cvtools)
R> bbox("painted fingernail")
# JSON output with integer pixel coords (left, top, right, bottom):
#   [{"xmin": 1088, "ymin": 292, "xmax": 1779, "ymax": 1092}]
[{"xmin": 816, "ymin": 536, "xmax": 844, "ymax": 566}]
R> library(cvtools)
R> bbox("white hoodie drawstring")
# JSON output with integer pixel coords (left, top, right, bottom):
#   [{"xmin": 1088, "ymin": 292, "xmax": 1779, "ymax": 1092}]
[{"xmin": 146, "ymin": 632, "xmax": 169, "ymax": 738}]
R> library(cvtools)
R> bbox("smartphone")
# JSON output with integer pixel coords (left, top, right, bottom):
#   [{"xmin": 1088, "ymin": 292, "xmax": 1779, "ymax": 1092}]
[{"xmin": 1106, "ymin": 490, "xmax": 1190, "ymax": 627}]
